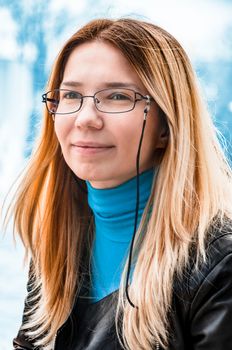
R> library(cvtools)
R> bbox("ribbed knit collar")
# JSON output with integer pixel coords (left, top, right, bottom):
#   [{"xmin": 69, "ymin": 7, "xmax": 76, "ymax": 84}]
[{"xmin": 86, "ymin": 168, "xmax": 155, "ymax": 243}]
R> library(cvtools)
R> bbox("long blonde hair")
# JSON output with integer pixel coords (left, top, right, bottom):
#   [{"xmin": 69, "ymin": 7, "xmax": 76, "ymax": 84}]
[{"xmin": 8, "ymin": 18, "xmax": 232, "ymax": 349}]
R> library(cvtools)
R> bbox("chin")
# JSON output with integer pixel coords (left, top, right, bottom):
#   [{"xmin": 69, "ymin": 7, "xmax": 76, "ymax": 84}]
[{"xmin": 71, "ymin": 168, "xmax": 104, "ymax": 183}]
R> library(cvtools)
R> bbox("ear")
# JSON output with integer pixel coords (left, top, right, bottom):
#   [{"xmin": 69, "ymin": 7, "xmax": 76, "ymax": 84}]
[{"xmin": 156, "ymin": 126, "xmax": 169, "ymax": 149}]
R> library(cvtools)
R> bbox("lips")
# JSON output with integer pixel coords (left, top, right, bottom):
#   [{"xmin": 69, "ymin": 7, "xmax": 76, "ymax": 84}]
[
  {"xmin": 72, "ymin": 141, "xmax": 114, "ymax": 148},
  {"xmin": 71, "ymin": 141, "xmax": 115, "ymax": 154}
]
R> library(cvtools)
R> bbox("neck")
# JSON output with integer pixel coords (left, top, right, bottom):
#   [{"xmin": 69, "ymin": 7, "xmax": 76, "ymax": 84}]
[{"xmin": 86, "ymin": 168, "xmax": 155, "ymax": 242}]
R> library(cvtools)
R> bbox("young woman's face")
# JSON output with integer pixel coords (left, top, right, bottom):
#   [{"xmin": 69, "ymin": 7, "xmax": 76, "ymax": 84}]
[{"xmin": 55, "ymin": 41, "xmax": 166, "ymax": 188}]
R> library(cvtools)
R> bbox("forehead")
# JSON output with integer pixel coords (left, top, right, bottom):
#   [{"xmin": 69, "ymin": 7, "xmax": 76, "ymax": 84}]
[{"xmin": 61, "ymin": 40, "xmax": 144, "ymax": 90}]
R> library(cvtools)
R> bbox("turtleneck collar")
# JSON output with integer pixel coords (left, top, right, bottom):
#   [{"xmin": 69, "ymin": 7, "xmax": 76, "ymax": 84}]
[{"xmin": 86, "ymin": 168, "xmax": 155, "ymax": 243}]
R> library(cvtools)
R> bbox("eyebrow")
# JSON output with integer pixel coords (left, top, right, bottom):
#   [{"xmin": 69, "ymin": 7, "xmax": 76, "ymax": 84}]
[
  {"xmin": 61, "ymin": 81, "xmax": 82, "ymax": 87},
  {"xmin": 60, "ymin": 81, "xmax": 142, "ymax": 91}
]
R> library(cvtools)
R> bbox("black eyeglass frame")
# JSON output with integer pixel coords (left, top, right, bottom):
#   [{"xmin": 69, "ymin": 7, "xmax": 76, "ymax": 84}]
[{"xmin": 42, "ymin": 88, "xmax": 154, "ymax": 115}]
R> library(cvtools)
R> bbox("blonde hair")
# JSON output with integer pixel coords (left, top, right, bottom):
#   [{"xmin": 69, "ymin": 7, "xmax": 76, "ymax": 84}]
[{"xmin": 7, "ymin": 18, "xmax": 232, "ymax": 349}]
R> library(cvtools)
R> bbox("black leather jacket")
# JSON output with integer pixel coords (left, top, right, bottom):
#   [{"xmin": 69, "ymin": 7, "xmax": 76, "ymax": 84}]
[{"xmin": 13, "ymin": 223, "xmax": 232, "ymax": 349}]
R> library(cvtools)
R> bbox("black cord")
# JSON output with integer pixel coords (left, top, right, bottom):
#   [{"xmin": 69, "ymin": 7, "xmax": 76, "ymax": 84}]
[{"xmin": 125, "ymin": 117, "xmax": 147, "ymax": 308}]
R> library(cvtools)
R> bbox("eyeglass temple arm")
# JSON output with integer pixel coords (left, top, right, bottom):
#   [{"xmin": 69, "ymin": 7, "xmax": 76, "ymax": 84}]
[
  {"xmin": 143, "ymin": 95, "xmax": 152, "ymax": 120},
  {"xmin": 42, "ymin": 95, "xmax": 59, "ymax": 105}
]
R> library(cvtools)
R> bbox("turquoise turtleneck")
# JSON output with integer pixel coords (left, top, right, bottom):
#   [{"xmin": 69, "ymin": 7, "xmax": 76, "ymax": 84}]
[{"xmin": 86, "ymin": 168, "xmax": 155, "ymax": 302}]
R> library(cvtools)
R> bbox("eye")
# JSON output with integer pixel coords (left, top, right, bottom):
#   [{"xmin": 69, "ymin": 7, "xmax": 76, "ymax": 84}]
[
  {"xmin": 62, "ymin": 91, "xmax": 82, "ymax": 99},
  {"xmin": 108, "ymin": 92, "xmax": 132, "ymax": 101}
]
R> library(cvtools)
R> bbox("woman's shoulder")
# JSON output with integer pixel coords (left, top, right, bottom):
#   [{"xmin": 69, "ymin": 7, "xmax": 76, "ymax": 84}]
[
  {"xmin": 175, "ymin": 217, "xmax": 232, "ymax": 302},
  {"xmin": 171, "ymin": 219, "xmax": 232, "ymax": 349},
  {"xmin": 201, "ymin": 218, "xmax": 232, "ymax": 268},
  {"xmin": 202, "ymin": 217, "xmax": 232, "ymax": 269}
]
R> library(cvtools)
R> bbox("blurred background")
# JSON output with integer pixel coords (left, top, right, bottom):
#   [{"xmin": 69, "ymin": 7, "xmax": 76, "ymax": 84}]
[{"xmin": 0, "ymin": 0, "xmax": 232, "ymax": 348}]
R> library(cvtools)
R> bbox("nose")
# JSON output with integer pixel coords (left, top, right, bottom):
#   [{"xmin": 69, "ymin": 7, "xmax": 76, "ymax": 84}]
[{"xmin": 74, "ymin": 96, "xmax": 104, "ymax": 130}]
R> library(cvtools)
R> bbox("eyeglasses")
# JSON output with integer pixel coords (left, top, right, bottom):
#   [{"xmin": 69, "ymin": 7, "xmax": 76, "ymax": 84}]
[{"xmin": 42, "ymin": 88, "xmax": 153, "ymax": 115}]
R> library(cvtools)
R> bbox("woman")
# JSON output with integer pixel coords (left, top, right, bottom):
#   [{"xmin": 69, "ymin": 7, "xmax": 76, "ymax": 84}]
[{"xmin": 11, "ymin": 18, "xmax": 232, "ymax": 350}]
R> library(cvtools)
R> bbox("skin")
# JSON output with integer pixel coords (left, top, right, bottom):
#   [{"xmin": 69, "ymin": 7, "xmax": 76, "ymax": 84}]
[{"xmin": 54, "ymin": 41, "xmax": 167, "ymax": 189}]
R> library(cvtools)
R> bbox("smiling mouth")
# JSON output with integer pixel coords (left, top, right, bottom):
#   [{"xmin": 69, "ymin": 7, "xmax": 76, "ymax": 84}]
[
  {"xmin": 71, "ymin": 144, "xmax": 115, "ymax": 154},
  {"xmin": 77, "ymin": 145, "xmax": 112, "ymax": 148}
]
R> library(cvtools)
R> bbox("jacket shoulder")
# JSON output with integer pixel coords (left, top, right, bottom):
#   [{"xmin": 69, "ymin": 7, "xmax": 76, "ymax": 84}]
[
  {"xmin": 170, "ymin": 220, "xmax": 232, "ymax": 349},
  {"xmin": 190, "ymin": 219, "xmax": 232, "ymax": 292},
  {"xmin": 174, "ymin": 219, "xmax": 232, "ymax": 301}
]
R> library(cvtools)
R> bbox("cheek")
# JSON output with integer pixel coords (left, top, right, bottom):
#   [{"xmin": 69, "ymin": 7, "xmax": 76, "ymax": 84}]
[
  {"xmin": 144, "ymin": 121, "xmax": 157, "ymax": 147},
  {"xmin": 116, "ymin": 120, "xmax": 149, "ymax": 171},
  {"xmin": 54, "ymin": 118, "xmax": 70, "ymax": 147},
  {"xmin": 115, "ymin": 120, "xmax": 141, "ymax": 153},
  {"xmin": 140, "ymin": 117, "xmax": 162, "ymax": 161}
]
